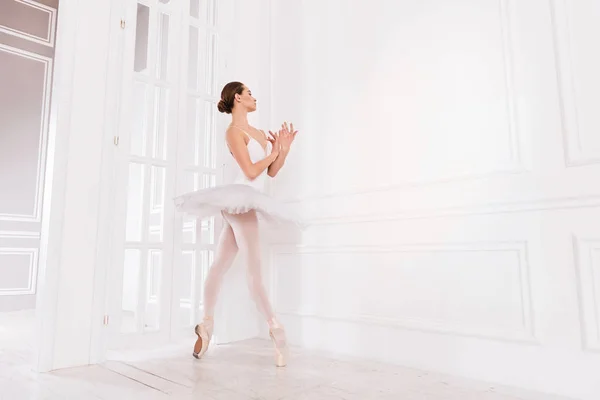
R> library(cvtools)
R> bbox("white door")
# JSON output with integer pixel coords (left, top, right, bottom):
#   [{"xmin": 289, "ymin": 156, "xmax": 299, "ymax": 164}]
[
  {"xmin": 106, "ymin": 0, "xmax": 234, "ymax": 349},
  {"xmin": 0, "ymin": 0, "xmax": 58, "ymax": 312}
]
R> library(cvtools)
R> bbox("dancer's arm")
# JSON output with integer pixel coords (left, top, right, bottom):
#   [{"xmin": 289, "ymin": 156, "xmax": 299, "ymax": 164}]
[
  {"xmin": 226, "ymin": 128, "xmax": 279, "ymax": 181},
  {"xmin": 267, "ymin": 149, "xmax": 288, "ymax": 177}
]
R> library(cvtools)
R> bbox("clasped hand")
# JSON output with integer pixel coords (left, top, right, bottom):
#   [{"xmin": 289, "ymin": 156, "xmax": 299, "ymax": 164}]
[{"xmin": 268, "ymin": 122, "xmax": 298, "ymax": 155}]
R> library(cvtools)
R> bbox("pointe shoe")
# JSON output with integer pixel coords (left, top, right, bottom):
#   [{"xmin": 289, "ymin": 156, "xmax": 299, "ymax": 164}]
[
  {"xmin": 192, "ymin": 317, "xmax": 213, "ymax": 359},
  {"xmin": 269, "ymin": 320, "xmax": 288, "ymax": 367}
]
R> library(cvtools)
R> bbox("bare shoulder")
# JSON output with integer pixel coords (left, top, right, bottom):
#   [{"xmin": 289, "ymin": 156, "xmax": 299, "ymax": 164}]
[
  {"xmin": 226, "ymin": 126, "xmax": 243, "ymax": 139},
  {"xmin": 225, "ymin": 125, "xmax": 238, "ymax": 135}
]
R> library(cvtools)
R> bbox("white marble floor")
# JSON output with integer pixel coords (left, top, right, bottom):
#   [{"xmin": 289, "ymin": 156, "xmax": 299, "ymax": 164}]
[{"xmin": 0, "ymin": 311, "xmax": 574, "ymax": 400}]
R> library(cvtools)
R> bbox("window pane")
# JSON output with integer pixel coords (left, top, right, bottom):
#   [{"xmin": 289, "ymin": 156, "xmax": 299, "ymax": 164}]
[
  {"xmin": 191, "ymin": 0, "xmax": 213, "ymax": 22},
  {"xmin": 156, "ymin": 13, "xmax": 170, "ymax": 80},
  {"xmin": 179, "ymin": 250, "xmax": 195, "ymax": 327},
  {"xmin": 188, "ymin": 27, "xmax": 206, "ymax": 91},
  {"xmin": 144, "ymin": 250, "xmax": 162, "ymax": 331},
  {"xmin": 197, "ymin": 250, "xmax": 213, "ymax": 313},
  {"xmin": 134, "ymin": 4, "xmax": 150, "ymax": 73},
  {"xmin": 121, "ymin": 249, "xmax": 141, "ymax": 333},
  {"xmin": 149, "ymin": 166, "xmax": 166, "ymax": 242},
  {"xmin": 147, "ymin": 251, "xmax": 162, "ymax": 300},
  {"xmin": 202, "ymin": 173, "xmax": 216, "ymax": 189},
  {"xmin": 184, "ymin": 97, "xmax": 202, "ymax": 165},
  {"xmin": 130, "ymin": 82, "xmax": 148, "ymax": 156},
  {"xmin": 207, "ymin": 0, "xmax": 216, "ymax": 26},
  {"xmin": 183, "ymin": 171, "xmax": 199, "ymax": 192},
  {"xmin": 203, "ymin": 101, "xmax": 216, "ymax": 168},
  {"xmin": 190, "ymin": 0, "xmax": 200, "ymax": 19},
  {"xmin": 188, "ymin": 26, "xmax": 199, "ymax": 90},
  {"xmin": 199, "ymin": 217, "xmax": 214, "ymax": 245},
  {"xmin": 182, "ymin": 216, "xmax": 196, "ymax": 244},
  {"xmin": 152, "ymin": 87, "xmax": 169, "ymax": 160},
  {"xmin": 205, "ymin": 33, "xmax": 218, "ymax": 95},
  {"xmin": 182, "ymin": 172, "xmax": 199, "ymax": 244},
  {"xmin": 126, "ymin": 163, "xmax": 146, "ymax": 242}
]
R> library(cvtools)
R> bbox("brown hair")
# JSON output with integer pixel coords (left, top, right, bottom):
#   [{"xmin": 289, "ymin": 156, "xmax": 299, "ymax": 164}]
[{"xmin": 217, "ymin": 81, "xmax": 245, "ymax": 114}]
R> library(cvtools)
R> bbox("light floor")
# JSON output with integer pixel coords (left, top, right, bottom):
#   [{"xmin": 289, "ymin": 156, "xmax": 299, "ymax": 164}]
[{"xmin": 0, "ymin": 311, "xmax": 573, "ymax": 400}]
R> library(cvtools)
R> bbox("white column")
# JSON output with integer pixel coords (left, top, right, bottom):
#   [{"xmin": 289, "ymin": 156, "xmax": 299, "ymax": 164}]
[{"xmin": 35, "ymin": 0, "xmax": 120, "ymax": 372}]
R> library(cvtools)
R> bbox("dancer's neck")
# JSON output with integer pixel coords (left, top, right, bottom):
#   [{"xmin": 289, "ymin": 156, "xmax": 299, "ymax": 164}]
[{"xmin": 230, "ymin": 109, "xmax": 249, "ymax": 129}]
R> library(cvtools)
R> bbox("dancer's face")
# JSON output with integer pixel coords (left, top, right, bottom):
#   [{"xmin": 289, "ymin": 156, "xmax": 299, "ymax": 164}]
[{"xmin": 236, "ymin": 86, "xmax": 257, "ymax": 113}]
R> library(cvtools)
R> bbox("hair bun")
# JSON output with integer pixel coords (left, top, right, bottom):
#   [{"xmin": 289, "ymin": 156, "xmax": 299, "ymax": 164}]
[
  {"xmin": 218, "ymin": 82, "xmax": 245, "ymax": 114},
  {"xmin": 217, "ymin": 99, "xmax": 231, "ymax": 114}
]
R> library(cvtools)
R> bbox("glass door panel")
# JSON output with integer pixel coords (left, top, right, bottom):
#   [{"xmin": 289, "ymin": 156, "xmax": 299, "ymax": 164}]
[{"xmin": 109, "ymin": 0, "xmax": 232, "ymax": 349}]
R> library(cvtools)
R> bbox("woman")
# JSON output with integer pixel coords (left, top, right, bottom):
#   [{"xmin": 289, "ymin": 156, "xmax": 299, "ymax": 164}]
[{"xmin": 174, "ymin": 81, "xmax": 299, "ymax": 367}]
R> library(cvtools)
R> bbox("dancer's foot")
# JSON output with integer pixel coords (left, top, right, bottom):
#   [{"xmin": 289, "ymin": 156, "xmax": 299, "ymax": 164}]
[
  {"xmin": 268, "ymin": 319, "xmax": 288, "ymax": 367},
  {"xmin": 193, "ymin": 317, "xmax": 213, "ymax": 359}
]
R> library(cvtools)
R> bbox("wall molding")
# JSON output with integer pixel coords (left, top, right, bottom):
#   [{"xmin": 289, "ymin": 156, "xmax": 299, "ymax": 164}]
[
  {"xmin": 282, "ymin": 0, "xmax": 525, "ymax": 205},
  {"xmin": 573, "ymin": 236, "xmax": 600, "ymax": 352},
  {"xmin": 0, "ymin": 0, "xmax": 57, "ymax": 48},
  {"xmin": 0, "ymin": 231, "xmax": 41, "ymax": 239},
  {"xmin": 271, "ymin": 241, "xmax": 536, "ymax": 344},
  {"xmin": 550, "ymin": 0, "xmax": 600, "ymax": 167},
  {"xmin": 0, "ymin": 247, "xmax": 39, "ymax": 295},
  {"xmin": 300, "ymin": 194, "xmax": 600, "ymax": 226},
  {"xmin": 0, "ymin": 43, "xmax": 53, "ymax": 222},
  {"xmin": 284, "ymin": 168, "xmax": 526, "ymax": 205},
  {"xmin": 498, "ymin": 0, "xmax": 521, "ymax": 169}
]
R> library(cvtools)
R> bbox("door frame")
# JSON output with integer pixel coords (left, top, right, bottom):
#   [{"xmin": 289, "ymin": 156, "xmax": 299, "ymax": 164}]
[{"xmin": 35, "ymin": 0, "xmax": 125, "ymax": 372}]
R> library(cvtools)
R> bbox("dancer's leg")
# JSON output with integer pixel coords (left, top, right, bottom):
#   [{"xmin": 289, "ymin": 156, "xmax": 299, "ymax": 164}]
[
  {"xmin": 222, "ymin": 210, "xmax": 275, "ymax": 321},
  {"xmin": 203, "ymin": 219, "xmax": 238, "ymax": 320},
  {"xmin": 193, "ymin": 218, "xmax": 238, "ymax": 359},
  {"xmin": 222, "ymin": 210, "xmax": 288, "ymax": 366}
]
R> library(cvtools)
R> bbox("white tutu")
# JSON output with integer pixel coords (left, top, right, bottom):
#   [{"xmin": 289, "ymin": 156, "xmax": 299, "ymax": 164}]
[
  {"xmin": 175, "ymin": 126, "xmax": 303, "ymax": 228},
  {"xmin": 174, "ymin": 183, "xmax": 303, "ymax": 228}
]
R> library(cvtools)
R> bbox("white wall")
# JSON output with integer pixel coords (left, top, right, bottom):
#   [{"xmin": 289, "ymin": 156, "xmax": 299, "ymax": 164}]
[
  {"xmin": 0, "ymin": 0, "xmax": 59, "ymax": 311},
  {"xmin": 269, "ymin": 1, "xmax": 600, "ymax": 399}
]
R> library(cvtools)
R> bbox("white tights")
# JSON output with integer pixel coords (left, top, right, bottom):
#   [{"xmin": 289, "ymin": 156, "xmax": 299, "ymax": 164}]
[{"xmin": 202, "ymin": 210, "xmax": 276, "ymax": 327}]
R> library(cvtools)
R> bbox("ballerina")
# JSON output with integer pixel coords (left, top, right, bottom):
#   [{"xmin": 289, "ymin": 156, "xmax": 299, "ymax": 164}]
[{"xmin": 174, "ymin": 81, "xmax": 300, "ymax": 367}]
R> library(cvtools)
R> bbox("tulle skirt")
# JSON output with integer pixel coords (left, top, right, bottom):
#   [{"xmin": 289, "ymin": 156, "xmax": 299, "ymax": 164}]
[{"xmin": 174, "ymin": 183, "xmax": 303, "ymax": 228}]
